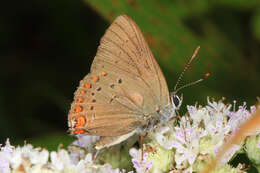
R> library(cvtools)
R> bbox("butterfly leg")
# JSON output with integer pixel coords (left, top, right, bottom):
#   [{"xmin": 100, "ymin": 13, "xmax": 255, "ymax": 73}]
[
  {"xmin": 140, "ymin": 132, "xmax": 148, "ymax": 161},
  {"xmin": 92, "ymin": 150, "xmax": 100, "ymax": 163}
]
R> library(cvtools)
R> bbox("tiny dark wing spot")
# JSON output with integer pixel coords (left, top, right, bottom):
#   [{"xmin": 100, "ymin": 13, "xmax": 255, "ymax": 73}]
[
  {"xmin": 96, "ymin": 87, "xmax": 102, "ymax": 91},
  {"xmin": 118, "ymin": 79, "xmax": 122, "ymax": 84},
  {"xmin": 110, "ymin": 84, "xmax": 115, "ymax": 89},
  {"xmin": 92, "ymin": 99, "xmax": 96, "ymax": 103},
  {"xmin": 91, "ymin": 92, "xmax": 95, "ymax": 96},
  {"xmin": 109, "ymin": 98, "xmax": 114, "ymax": 103},
  {"xmin": 90, "ymin": 106, "xmax": 94, "ymax": 110}
]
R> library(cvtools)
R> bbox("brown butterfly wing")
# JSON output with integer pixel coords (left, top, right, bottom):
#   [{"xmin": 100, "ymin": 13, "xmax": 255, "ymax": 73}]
[
  {"xmin": 93, "ymin": 14, "xmax": 170, "ymax": 111},
  {"xmin": 68, "ymin": 14, "xmax": 170, "ymax": 138},
  {"xmin": 68, "ymin": 73, "xmax": 141, "ymax": 136}
]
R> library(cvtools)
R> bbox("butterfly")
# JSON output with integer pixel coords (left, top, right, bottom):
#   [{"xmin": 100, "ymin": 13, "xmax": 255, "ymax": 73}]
[{"xmin": 67, "ymin": 14, "xmax": 201, "ymax": 150}]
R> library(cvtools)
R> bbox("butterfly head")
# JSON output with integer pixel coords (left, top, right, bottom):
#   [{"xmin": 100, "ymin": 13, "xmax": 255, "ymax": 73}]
[{"xmin": 170, "ymin": 92, "xmax": 183, "ymax": 110}]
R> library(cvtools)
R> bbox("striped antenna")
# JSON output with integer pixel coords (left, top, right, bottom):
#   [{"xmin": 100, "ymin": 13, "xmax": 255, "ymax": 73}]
[
  {"xmin": 173, "ymin": 72, "xmax": 210, "ymax": 94},
  {"xmin": 173, "ymin": 46, "xmax": 210, "ymax": 95},
  {"xmin": 173, "ymin": 46, "xmax": 201, "ymax": 92}
]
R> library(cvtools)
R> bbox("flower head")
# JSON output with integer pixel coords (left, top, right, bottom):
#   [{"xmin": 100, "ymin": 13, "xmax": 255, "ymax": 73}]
[
  {"xmin": 73, "ymin": 135, "xmax": 100, "ymax": 152},
  {"xmin": 129, "ymin": 148, "xmax": 152, "ymax": 173},
  {"xmin": 0, "ymin": 139, "xmax": 128, "ymax": 173},
  {"xmin": 1, "ymin": 98, "xmax": 259, "ymax": 173}
]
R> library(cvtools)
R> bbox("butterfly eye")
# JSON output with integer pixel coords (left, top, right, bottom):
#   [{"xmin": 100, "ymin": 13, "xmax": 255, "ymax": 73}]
[{"xmin": 172, "ymin": 95, "xmax": 181, "ymax": 108}]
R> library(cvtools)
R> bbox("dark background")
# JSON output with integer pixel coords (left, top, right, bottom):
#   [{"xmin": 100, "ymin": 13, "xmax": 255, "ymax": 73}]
[{"xmin": 0, "ymin": 0, "xmax": 259, "ymax": 152}]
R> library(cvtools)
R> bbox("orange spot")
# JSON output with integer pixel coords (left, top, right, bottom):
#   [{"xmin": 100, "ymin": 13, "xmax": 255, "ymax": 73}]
[
  {"xmin": 74, "ymin": 129, "xmax": 85, "ymax": 134},
  {"xmin": 76, "ymin": 98, "xmax": 83, "ymax": 103},
  {"xmin": 74, "ymin": 106, "xmax": 83, "ymax": 113},
  {"xmin": 75, "ymin": 116, "xmax": 86, "ymax": 128},
  {"xmin": 92, "ymin": 76, "xmax": 99, "ymax": 82},
  {"xmin": 100, "ymin": 72, "xmax": 107, "ymax": 76},
  {"xmin": 80, "ymin": 90, "xmax": 86, "ymax": 94},
  {"xmin": 84, "ymin": 83, "xmax": 91, "ymax": 89},
  {"xmin": 204, "ymin": 72, "xmax": 210, "ymax": 78}
]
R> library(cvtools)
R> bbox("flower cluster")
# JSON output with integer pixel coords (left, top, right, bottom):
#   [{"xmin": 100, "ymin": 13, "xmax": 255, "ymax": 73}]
[
  {"xmin": 133, "ymin": 98, "xmax": 259, "ymax": 172},
  {"xmin": 0, "ymin": 139, "xmax": 127, "ymax": 173},
  {"xmin": 1, "ymin": 98, "xmax": 259, "ymax": 173}
]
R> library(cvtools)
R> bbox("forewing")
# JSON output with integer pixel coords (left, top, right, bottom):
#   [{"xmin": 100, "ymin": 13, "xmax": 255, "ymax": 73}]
[{"xmin": 92, "ymin": 14, "xmax": 170, "ymax": 113}]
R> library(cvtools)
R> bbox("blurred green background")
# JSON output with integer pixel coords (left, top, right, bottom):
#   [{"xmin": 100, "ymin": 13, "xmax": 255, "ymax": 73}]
[{"xmin": 0, "ymin": 0, "xmax": 259, "ymax": 156}]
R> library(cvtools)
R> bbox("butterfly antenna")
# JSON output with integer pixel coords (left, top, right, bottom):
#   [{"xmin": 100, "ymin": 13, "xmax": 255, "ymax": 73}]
[
  {"xmin": 173, "ymin": 46, "xmax": 201, "ymax": 92},
  {"xmin": 174, "ymin": 72, "xmax": 210, "ymax": 94}
]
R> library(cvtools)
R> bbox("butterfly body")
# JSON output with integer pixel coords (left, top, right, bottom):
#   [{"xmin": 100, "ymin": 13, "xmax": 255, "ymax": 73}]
[{"xmin": 68, "ymin": 14, "xmax": 180, "ymax": 149}]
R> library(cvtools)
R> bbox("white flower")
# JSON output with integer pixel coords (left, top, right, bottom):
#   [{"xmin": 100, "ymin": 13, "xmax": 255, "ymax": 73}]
[
  {"xmin": 0, "ymin": 139, "xmax": 129, "ymax": 173},
  {"xmin": 206, "ymin": 97, "xmax": 231, "ymax": 116},
  {"xmin": 152, "ymin": 123, "xmax": 175, "ymax": 150},
  {"xmin": 68, "ymin": 145, "xmax": 87, "ymax": 164},
  {"xmin": 30, "ymin": 148, "xmax": 49, "ymax": 165},
  {"xmin": 187, "ymin": 105, "xmax": 208, "ymax": 125},
  {"xmin": 50, "ymin": 149, "xmax": 73, "ymax": 171},
  {"xmin": 228, "ymin": 102, "xmax": 253, "ymax": 134},
  {"xmin": 129, "ymin": 148, "xmax": 152, "ymax": 173},
  {"xmin": 171, "ymin": 118, "xmax": 203, "ymax": 168},
  {"xmin": 1, "ymin": 98, "xmax": 258, "ymax": 173},
  {"xmin": 73, "ymin": 135, "xmax": 100, "ymax": 151},
  {"xmin": 150, "ymin": 98, "xmax": 254, "ymax": 171},
  {"xmin": 0, "ymin": 139, "xmax": 13, "ymax": 173}
]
